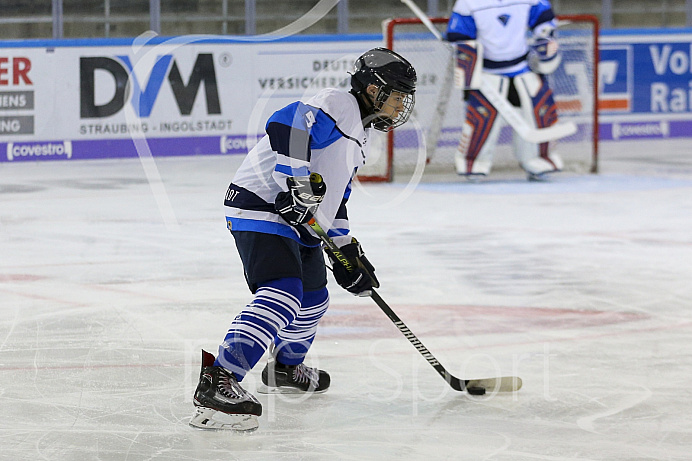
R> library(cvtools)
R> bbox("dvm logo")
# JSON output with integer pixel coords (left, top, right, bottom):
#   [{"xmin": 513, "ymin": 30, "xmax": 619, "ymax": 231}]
[{"xmin": 80, "ymin": 53, "xmax": 220, "ymax": 118}]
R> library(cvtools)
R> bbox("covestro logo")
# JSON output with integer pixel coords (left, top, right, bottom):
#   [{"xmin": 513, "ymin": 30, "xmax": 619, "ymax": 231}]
[{"xmin": 6, "ymin": 141, "xmax": 72, "ymax": 161}]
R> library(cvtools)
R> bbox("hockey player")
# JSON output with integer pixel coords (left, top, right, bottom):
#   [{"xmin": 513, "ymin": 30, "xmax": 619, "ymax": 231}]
[
  {"xmin": 189, "ymin": 48, "xmax": 417, "ymax": 431},
  {"xmin": 446, "ymin": 0, "xmax": 563, "ymax": 180}
]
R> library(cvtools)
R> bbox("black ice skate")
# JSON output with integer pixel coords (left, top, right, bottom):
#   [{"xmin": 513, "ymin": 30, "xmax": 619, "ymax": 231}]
[
  {"xmin": 189, "ymin": 350, "xmax": 262, "ymax": 431},
  {"xmin": 258, "ymin": 359, "xmax": 330, "ymax": 394}
]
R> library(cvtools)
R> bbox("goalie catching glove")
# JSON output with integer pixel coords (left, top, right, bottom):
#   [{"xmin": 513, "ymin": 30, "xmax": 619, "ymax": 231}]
[
  {"xmin": 275, "ymin": 173, "xmax": 327, "ymax": 226},
  {"xmin": 326, "ymin": 237, "xmax": 380, "ymax": 297},
  {"xmin": 528, "ymin": 37, "xmax": 561, "ymax": 75}
]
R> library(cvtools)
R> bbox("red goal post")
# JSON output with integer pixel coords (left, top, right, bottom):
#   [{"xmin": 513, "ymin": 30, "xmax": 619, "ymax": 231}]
[{"xmin": 357, "ymin": 14, "xmax": 600, "ymax": 182}]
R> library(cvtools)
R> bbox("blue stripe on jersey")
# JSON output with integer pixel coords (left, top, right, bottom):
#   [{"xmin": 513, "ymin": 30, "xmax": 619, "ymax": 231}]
[
  {"xmin": 529, "ymin": 0, "xmax": 555, "ymax": 28},
  {"xmin": 308, "ymin": 107, "xmax": 344, "ymax": 149},
  {"xmin": 265, "ymin": 101, "xmax": 344, "ymax": 160},
  {"xmin": 226, "ymin": 217, "xmax": 321, "ymax": 247},
  {"xmin": 446, "ymin": 12, "xmax": 476, "ymax": 41},
  {"xmin": 227, "ymin": 217, "xmax": 299, "ymax": 240},
  {"xmin": 275, "ymin": 164, "xmax": 310, "ymax": 177},
  {"xmin": 504, "ymin": 66, "xmax": 530, "ymax": 77},
  {"xmin": 327, "ymin": 228, "xmax": 350, "ymax": 238},
  {"xmin": 343, "ymin": 181, "xmax": 352, "ymax": 200},
  {"xmin": 267, "ymin": 101, "xmax": 311, "ymax": 131}
]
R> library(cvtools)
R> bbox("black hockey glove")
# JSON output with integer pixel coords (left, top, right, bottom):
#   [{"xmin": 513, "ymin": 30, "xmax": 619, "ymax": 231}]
[
  {"xmin": 275, "ymin": 173, "xmax": 327, "ymax": 227},
  {"xmin": 327, "ymin": 237, "xmax": 380, "ymax": 296}
]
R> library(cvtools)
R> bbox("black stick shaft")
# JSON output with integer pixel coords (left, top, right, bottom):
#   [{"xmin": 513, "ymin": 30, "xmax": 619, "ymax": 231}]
[{"xmin": 307, "ymin": 218, "xmax": 468, "ymax": 392}]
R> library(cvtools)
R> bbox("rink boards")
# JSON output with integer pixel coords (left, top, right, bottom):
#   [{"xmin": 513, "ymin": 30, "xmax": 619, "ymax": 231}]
[{"xmin": 1, "ymin": 29, "xmax": 692, "ymax": 163}]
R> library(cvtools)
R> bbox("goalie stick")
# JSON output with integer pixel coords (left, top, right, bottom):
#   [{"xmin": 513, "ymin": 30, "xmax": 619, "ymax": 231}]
[
  {"xmin": 399, "ymin": 0, "xmax": 577, "ymax": 144},
  {"xmin": 307, "ymin": 215, "xmax": 522, "ymax": 394}
]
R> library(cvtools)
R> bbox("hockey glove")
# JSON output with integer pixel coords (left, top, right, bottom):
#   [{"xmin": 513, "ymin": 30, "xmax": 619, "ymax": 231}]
[
  {"xmin": 528, "ymin": 37, "xmax": 561, "ymax": 75},
  {"xmin": 327, "ymin": 237, "xmax": 380, "ymax": 296},
  {"xmin": 275, "ymin": 173, "xmax": 327, "ymax": 227}
]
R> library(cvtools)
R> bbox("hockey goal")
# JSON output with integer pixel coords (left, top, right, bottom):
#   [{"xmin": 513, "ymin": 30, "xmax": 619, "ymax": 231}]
[{"xmin": 358, "ymin": 15, "xmax": 599, "ymax": 182}]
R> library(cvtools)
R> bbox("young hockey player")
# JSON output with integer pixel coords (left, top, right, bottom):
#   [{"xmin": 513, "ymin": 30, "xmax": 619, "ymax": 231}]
[
  {"xmin": 446, "ymin": 0, "xmax": 563, "ymax": 180},
  {"xmin": 189, "ymin": 48, "xmax": 417, "ymax": 431}
]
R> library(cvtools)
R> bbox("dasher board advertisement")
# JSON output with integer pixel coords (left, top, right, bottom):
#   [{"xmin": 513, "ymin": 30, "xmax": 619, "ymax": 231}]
[{"xmin": 0, "ymin": 36, "xmax": 379, "ymax": 162}]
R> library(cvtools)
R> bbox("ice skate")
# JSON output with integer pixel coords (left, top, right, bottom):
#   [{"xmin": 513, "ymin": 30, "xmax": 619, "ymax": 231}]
[
  {"xmin": 258, "ymin": 359, "xmax": 330, "ymax": 394},
  {"xmin": 527, "ymin": 171, "xmax": 548, "ymax": 181},
  {"xmin": 526, "ymin": 170, "xmax": 558, "ymax": 182},
  {"xmin": 189, "ymin": 350, "xmax": 262, "ymax": 431},
  {"xmin": 460, "ymin": 173, "xmax": 485, "ymax": 183}
]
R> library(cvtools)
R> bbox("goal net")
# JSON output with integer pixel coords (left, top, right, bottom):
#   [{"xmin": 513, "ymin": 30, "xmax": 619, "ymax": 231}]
[{"xmin": 358, "ymin": 15, "xmax": 599, "ymax": 182}]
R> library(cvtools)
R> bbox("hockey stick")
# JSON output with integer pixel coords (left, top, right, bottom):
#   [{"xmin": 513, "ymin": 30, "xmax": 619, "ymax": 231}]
[
  {"xmin": 395, "ymin": 0, "xmax": 454, "ymax": 163},
  {"xmin": 399, "ymin": 0, "xmax": 577, "ymax": 144},
  {"xmin": 307, "ymin": 216, "xmax": 522, "ymax": 394}
]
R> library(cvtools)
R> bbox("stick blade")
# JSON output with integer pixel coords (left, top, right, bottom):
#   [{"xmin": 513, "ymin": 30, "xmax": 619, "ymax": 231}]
[
  {"xmin": 479, "ymin": 79, "xmax": 577, "ymax": 144},
  {"xmin": 521, "ymin": 121, "xmax": 577, "ymax": 144},
  {"xmin": 466, "ymin": 376, "xmax": 523, "ymax": 393}
]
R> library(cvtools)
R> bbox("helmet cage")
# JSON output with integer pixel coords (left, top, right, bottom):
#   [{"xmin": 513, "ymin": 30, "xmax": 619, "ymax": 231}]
[{"xmin": 370, "ymin": 85, "xmax": 415, "ymax": 132}]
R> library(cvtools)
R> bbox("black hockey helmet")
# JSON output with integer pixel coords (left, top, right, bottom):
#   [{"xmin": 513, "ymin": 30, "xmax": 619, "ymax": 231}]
[{"xmin": 350, "ymin": 47, "xmax": 417, "ymax": 132}]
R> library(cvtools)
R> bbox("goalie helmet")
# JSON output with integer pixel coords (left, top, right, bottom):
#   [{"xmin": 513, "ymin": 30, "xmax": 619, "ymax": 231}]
[{"xmin": 350, "ymin": 47, "xmax": 417, "ymax": 132}]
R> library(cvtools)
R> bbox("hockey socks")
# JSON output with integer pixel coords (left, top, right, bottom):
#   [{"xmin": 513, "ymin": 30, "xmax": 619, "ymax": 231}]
[
  {"xmin": 257, "ymin": 288, "xmax": 331, "ymax": 394},
  {"xmin": 274, "ymin": 287, "xmax": 329, "ymax": 365},
  {"xmin": 215, "ymin": 277, "xmax": 303, "ymax": 380}
]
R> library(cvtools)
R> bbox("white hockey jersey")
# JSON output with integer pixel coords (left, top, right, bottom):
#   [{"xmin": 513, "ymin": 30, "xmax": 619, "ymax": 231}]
[
  {"xmin": 446, "ymin": 0, "xmax": 556, "ymax": 76},
  {"xmin": 224, "ymin": 88, "xmax": 369, "ymax": 247}
]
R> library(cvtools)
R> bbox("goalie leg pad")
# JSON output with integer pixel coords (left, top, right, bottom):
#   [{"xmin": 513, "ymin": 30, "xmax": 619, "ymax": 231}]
[
  {"xmin": 454, "ymin": 41, "xmax": 483, "ymax": 89},
  {"xmin": 512, "ymin": 72, "xmax": 563, "ymax": 175},
  {"xmin": 530, "ymin": 74, "xmax": 559, "ymax": 130},
  {"xmin": 455, "ymin": 78, "xmax": 504, "ymax": 176}
]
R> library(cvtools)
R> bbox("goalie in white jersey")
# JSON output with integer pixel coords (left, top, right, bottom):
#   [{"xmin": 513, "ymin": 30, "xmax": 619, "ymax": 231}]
[
  {"xmin": 447, "ymin": 0, "xmax": 563, "ymax": 180},
  {"xmin": 189, "ymin": 48, "xmax": 417, "ymax": 431}
]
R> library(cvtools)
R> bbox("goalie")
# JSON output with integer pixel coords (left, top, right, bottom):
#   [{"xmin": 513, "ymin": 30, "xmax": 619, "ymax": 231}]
[{"xmin": 446, "ymin": 0, "xmax": 563, "ymax": 180}]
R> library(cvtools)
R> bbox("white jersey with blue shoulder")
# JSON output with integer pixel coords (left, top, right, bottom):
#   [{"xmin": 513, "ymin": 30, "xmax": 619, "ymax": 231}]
[
  {"xmin": 446, "ymin": 0, "xmax": 556, "ymax": 76},
  {"xmin": 225, "ymin": 88, "xmax": 369, "ymax": 247}
]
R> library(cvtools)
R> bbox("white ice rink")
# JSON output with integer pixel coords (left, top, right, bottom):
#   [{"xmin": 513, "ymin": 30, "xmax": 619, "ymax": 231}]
[{"xmin": 1, "ymin": 139, "xmax": 691, "ymax": 460}]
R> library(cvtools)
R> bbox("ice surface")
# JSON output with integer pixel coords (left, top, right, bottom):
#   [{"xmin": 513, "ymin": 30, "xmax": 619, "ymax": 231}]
[{"xmin": 1, "ymin": 139, "xmax": 691, "ymax": 460}]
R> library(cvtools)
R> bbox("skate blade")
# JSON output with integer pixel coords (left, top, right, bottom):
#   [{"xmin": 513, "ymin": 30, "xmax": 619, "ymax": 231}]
[
  {"xmin": 188, "ymin": 406, "xmax": 259, "ymax": 432},
  {"xmin": 256, "ymin": 383, "xmax": 328, "ymax": 395},
  {"xmin": 459, "ymin": 173, "xmax": 485, "ymax": 182}
]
